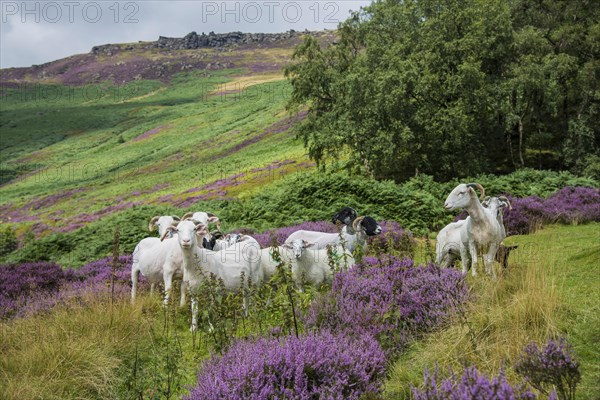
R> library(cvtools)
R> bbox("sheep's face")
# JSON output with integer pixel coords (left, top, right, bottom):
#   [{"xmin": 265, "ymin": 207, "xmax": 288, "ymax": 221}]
[
  {"xmin": 149, "ymin": 215, "xmax": 180, "ymax": 237},
  {"xmin": 444, "ymin": 184, "xmax": 472, "ymax": 211},
  {"xmin": 163, "ymin": 221, "xmax": 207, "ymax": 249},
  {"xmin": 284, "ymin": 239, "xmax": 309, "ymax": 259},
  {"xmin": 482, "ymin": 196, "xmax": 511, "ymax": 218},
  {"xmin": 332, "ymin": 207, "xmax": 358, "ymax": 226},
  {"xmin": 444, "ymin": 183, "xmax": 486, "ymax": 211},
  {"xmin": 360, "ymin": 217, "xmax": 382, "ymax": 236}
]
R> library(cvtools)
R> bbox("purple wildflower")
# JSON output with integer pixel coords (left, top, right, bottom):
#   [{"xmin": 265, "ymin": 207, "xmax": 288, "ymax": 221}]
[
  {"xmin": 412, "ymin": 365, "xmax": 536, "ymax": 399},
  {"xmin": 515, "ymin": 338, "xmax": 581, "ymax": 400},
  {"xmin": 184, "ymin": 331, "xmax": 386, "ymax": 400},
  {"xmin": 304, "ymin": 256, "xmax": 469, "ymax": 356}
]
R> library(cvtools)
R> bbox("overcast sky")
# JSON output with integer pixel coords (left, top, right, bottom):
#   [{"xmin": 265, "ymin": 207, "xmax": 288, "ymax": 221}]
[{"xmin": 0, "ymin": 1, "xmax": 372, "ymax": 68}]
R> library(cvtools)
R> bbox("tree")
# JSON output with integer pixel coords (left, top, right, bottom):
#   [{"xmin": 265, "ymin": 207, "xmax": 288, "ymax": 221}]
[{"xmin": 285, "ymin": 0, "xmax": 600, "ymax": 181}]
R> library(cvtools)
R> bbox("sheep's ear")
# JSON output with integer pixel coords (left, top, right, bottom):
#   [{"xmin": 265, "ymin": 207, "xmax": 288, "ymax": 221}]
[
  {"xmin": 172, "ymin": 215, "xmax": 180, "ymax": 221},
  {"xmin": 304, "ymin": 242, "xmax": 315, "ymax": 248},
  {"xmin": 283, "ymin": 243, "xmax": 293, "ymax": 249}
]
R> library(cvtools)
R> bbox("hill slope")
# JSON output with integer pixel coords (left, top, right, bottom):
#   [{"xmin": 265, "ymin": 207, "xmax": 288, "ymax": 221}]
[{"xmin": 0, "ymin": 31, "xmax": 333, "ymax": 236}]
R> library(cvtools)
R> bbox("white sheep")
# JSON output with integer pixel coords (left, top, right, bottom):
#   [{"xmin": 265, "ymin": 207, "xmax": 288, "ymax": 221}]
[
  {"xmin": 284, "ymin": 216, "xmax": 382, "ymax": 254},
  {"xmin": 282, "ymin": 239, "xmax": 355, "ymax": 290},
  {"xmin": 130, "ymin": 215, "xmax": 184, "ymax": 304},
  {"xmin": 212, "ymin": 233, "xmax": 248, "ymax": 251},
  {"xmin": 148, "ymin": 215, "xmax": 180, "ymax": 238},
  {"xmin": 444, "ymin": 183, "xmax": 504, "ymax": 278},
  {"xmin": 259, "ymin": 245, "xmax": 297, "ymax": 281},
  {"xmin": 435, "ymin": 219, "xmax": 467, "ymax": 269},
  {"xmin": 482, "ymin": 196, "xmax": 511, "ymax": 239},
  {"xmin": 131, "ymin": 235, "xmax": 186, "ymax": 306},
  {"xmin": 181, "ymin": 211, "xmax": 221, "ymax": 249},
  {"xmin": 435, "ymin": 196, "xmax": 514, "ymax": 269},
  {"xmin": 162, "ymin": 220, "xmax": 262, "ymax": 331}
]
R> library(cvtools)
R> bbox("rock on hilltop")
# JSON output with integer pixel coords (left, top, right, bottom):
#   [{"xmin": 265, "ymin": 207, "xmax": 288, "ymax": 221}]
[{"xmin": 1, "ymin": 30, "xmax": 334, "ymax": 85}]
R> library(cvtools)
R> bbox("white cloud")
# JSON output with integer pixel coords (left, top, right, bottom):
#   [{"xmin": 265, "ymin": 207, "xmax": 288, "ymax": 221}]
[{"xmin": 1, "ymin": 1, "xmax": 371, "ymax": 68}]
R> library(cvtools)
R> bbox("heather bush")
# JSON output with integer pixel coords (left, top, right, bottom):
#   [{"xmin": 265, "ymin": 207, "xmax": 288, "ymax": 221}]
[
  {"xmin": 412, "ymin": 365, "xmax": 536, "ymax": 400},
  {"xmin": 503, "ymin": 196, "xmax": 547, "ymax": 235},
  {"xmin": 0, "ymin": 262, "xmax": 76, "ymax": 319},
  {"xmin": 543, "ymin": 186, "xmax": 600, "ymax": 225},
  {"xmin": 503, "ymin": 187, "xmax": 599, "ymax": 235},
  {"xmin": 304, "ymin": 256, "xmax": 469, "ymax": 357},
  {"xmin": 515, "ymin": 338, "xmax": 580, "ymax": 400},
  {"xmin": 368, "ymin": 220, "xmax": 415, "ymax": 257},
  {"xmin": 0, "ymin": 255, "xmax": 142, "ymax": 319},
  {"xmin": 184, "ymin": 331, "xmax": 386, "ymax": 400}
]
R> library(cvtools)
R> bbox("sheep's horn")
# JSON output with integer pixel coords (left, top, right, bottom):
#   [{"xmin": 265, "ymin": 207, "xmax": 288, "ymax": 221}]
[
  {"xmin": 160, "ymin": 229, "xmax": 170, "ymax": 242},
  {"xmin": 149, "ymin": 216, "xmax": 160, "ymax": 232},
  {"xmin": 467, "ymin": 183, "xmax": 486, "ymax": 200},
  {"xmin": 499, "ymin": 196, "xmax": 512, "ymax": 209},
  {"xmin": 352, "ymin": 216, "xmax": 365, "ymax": 232},
  {"xmin": 172, "ymin": 215, "xmax": 180, "ymax": 221},
  {"xmin": 182, "ymin": 212, "xmax": 194, "ymax": 221}
]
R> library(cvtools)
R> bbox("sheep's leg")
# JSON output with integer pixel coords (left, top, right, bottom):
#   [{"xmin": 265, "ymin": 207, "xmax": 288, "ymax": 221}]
[
  {"xmin": 190, "ymin": 297, "xmax": 198, "ymax": 332},
  {"xmin": 150, "ymin": 283, "xmax": 155, "ymax": 296},
  {"xmin": 485, "ymin": 243, "xmax": 498, "ymax": 279},
  {"xmin": 469, "ymin": 242, "xmax": 478, "ymax": 277},
  {"xmin": 179, "ymin": 280, "xmax": 187, "ymax": 307},
  {"xmin": 460, "ymin": 244, "xmax": 470, "ymax": 275},
  {"xmin": 131, "ymin": 267, "xmax": 138, "ymax": 304},
  {"xmin": 163, "ymin": 271, "xmax": 173, "ymax": 306}
]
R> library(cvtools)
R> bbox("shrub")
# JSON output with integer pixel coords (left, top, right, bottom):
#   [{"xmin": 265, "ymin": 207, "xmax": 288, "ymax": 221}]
[
  {"xmin": 0, "ymin": 262, "xmax": 76, "ymax": 319},
  {"xmin": 0, "ymin": 226, "xmax": 18, "ymax": 257},
  {"xmin": 412, "ymin": 365, "xmax": 536, "ymax": 400},
  {"xmin": 503, "ymin": 187, "xmax": 600, "ymax": 235},
  {"xmin": 184, "ymin": 331, "xmax": 386, "ymax": 400},
  {"xmin": 504, "ymin": 196, "xmax": 547, "ymax": 235},
  {"xmin": 543, "ymin": 186, "xmax": 600, "ymax": 225},
  {"xmin": 368, "ymin": 220, "xmax": 416, "ymax": 257},
  {"xmin": 304, "ymin": 256, "xmax": 469, "ymax": 357},
  {"xmin": 515, "ymin": 338, "xmax": 580, "ymax": 400},
  {"xmin": 0, "ymin": 255, "xmax": 142, "ymax": 319}
]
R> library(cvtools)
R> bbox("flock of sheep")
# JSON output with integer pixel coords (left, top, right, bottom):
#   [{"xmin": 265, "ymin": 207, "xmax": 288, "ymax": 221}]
[{"xmin": 131, "ymin": 182, "xmax": 515, "ymax": 330}]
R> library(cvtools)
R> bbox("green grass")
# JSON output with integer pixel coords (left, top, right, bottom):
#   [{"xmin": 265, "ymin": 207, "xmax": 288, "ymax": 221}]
[
  {"xmin": 384, "ymin": 223, "xmax": 600, "ymax": 399},
  {"xmin": 1, "ymin": 69, "xmax": 310, "ymax": 231},
  {"xmin": 0, "ymin": 268, "xmax": 319, "ymax": 400}
]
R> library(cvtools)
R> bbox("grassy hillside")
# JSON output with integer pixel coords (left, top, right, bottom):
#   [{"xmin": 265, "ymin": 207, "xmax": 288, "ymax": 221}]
[
  {"xmin": 385, "ymin": 223, "xmax": 600, "ymax": 399},
  {"xmin": 1, "ymin": 68, "xmax": 314, "ymax": 236},
  {"xmin": 1, "ymin": 224, "xmax": 597, "ymax": 399}
]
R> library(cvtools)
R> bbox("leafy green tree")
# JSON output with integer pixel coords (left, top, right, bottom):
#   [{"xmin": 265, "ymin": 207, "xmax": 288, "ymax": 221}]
[{"xmin": 285, "ymin": 0, "xmax": 600, "ymax": 181}]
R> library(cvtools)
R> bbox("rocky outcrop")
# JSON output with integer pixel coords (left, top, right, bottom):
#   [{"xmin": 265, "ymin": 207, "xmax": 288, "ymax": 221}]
[{"xmin": 155, "ymin": 30, "xmax": 300, "ymax": 50}]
